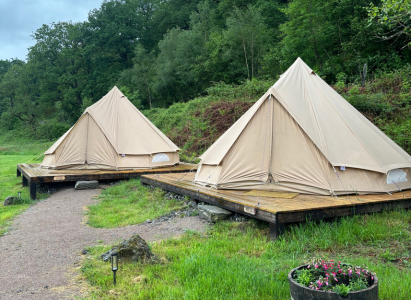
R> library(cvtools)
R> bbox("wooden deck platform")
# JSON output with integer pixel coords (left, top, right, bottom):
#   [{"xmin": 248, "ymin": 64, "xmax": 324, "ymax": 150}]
[
  {"xmin": 17, "ymin": 163, "xmax": 197, "ymax": 199},
  {"xmin": 141, "ymin": 172, "xmax": 411, "ymax": 240}
]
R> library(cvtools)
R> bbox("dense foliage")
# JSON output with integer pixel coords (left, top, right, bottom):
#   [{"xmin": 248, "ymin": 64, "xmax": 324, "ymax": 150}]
[{"xmin": 1, "ymin": 0, "xmax": 411, "ymax": 147}]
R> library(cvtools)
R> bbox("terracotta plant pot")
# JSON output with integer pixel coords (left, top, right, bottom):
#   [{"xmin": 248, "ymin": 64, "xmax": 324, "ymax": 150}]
[{"xmin": 288, "ymin": 264, "xmax": 378, "ymax": 300}]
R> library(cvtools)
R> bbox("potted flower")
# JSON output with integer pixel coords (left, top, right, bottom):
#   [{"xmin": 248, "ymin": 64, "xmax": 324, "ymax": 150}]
[{"xmin": 288, "ymin": 257, "xmax": 378, "ymax": 299}]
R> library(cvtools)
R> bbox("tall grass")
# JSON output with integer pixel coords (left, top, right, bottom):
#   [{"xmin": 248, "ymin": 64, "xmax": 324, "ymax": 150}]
[{"xmin": 0, "ymin": 140, "xmax": 52, "ymax": 156}]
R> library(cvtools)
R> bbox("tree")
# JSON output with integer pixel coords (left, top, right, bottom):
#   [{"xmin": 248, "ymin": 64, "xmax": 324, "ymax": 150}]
[
  {"xmin": 0, "ymin": 63, "xmax": 41, "ymax": 133},
  {"xmin": 28, "ymin": 21, "xmax": 90, "ymax": 122},
  {"xmin": 118, "ymin": 44, "xmax": 156, "ymax": 108},
  {"xmin": 279, "ymin": 0, "xmax": 407, "ymax": 82},
  {"xmin": 225, "ymin": 5, "xmax": 269, "ymax": 80},
  {"xmin": 368, "ymin": 0, "xmax": 411, "ymax": 47},
  {"xmin": 154, "ymin": 27, "xmax": 207, "ymax": 105},
  {"xmin": 204, "ymin": 5, "xmax": 270, "ymax": 83},
  {"xmin": 84, "ymin": 0, "xmax": 157, "ymax": 101}
]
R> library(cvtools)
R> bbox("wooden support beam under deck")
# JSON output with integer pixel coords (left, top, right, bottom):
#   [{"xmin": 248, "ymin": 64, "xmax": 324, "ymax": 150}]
[
  {"xmin": 269, "ymin": 221, "xmax": 285, "ymax": 241},
  {"xmin": 22, "ymin": 175, "xmax": 28, "ymax": 187},
  {"xmin": 30, "ymin": 182, "xmax": 36, "ymax": 200}
]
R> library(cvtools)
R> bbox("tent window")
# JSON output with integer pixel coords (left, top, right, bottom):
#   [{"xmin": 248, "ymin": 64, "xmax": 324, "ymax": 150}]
[
  {"xmin": 152, "ymin": 153, "xmax": 170, "ymax": 163},
  {"xmin": 387, "ymin": 169, "xmax": 408, "ymax": 184}
]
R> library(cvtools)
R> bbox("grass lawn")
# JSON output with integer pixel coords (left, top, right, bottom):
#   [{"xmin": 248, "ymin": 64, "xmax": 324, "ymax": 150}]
[
  {"xmin": 0, "ymin": 155, "xmax": 36, "ymax": 235},
  {"xmin": 87, "ymin": 179, "xmax": 187, "ymax": 228},
  {"xmin": 81, "ymin": 181, "xmax": 411, "ymax": 300},
  {"xmin": 0, "ymin": 142, "xmax": 51, "ymax": 235}
]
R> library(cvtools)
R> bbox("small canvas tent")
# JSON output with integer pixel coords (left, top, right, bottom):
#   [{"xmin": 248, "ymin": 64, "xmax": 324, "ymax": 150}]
[
  {"xmin": 41, "ymin": 86, "xmax": 179, "ymax": 170},
  {"xmin": 194, "ymin": 58, "xmax": 411, "ymax": 195}
]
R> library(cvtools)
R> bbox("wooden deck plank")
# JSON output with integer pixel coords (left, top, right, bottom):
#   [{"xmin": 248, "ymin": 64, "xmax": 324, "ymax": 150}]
[
  {"xmin": 142, "ymin": 172, "xmax": 411, "ymax": 211},
  {"xmin": 16, "ymin": 163, "xmax": 197, "ymax": 183},
  {"xmin": 141, "ymin": 172, "xmax": 411, "ymax": 224},
  {"xmin": 17, "ymin": 163, "xmax": 197, "ymax": 200}
]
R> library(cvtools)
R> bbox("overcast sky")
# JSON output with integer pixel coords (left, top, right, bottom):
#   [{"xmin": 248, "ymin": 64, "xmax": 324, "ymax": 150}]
[{"xmin": 0, "ymin": 0, "xmax": 104, "ymax": 61}]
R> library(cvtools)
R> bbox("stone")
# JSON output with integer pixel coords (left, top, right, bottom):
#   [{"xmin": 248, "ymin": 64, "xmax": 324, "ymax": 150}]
[
  {"xmin": 75, "ymin": 181, "xmax": 99, "ymax": 190},
  {"xmin": 101, "ymin": 234, "xmax": 159, "ymax": 264},
  {"xmin": 197, "ymin": 205, "xmax": 232, "ymax": 222},
  {"xmin": 3, "ymin": 196, "xmax": 17, "ymax": 206},
  {"xmin": 81, "ymin": 249, "xmax": 89, "ymax": 255}
]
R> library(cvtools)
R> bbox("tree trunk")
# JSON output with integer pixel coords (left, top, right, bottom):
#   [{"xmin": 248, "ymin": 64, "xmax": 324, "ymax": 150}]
[
  {"xmin": 362, "ymin": 63, "xmax": 367, "ymax": 87},
  {"xmin": 143, "ymin": 73, "xmax": 152, "ymax": 109},
  {"xmin": 313, "ymin": 41, "xmax": 322, "ymax": 71},
  {"xmin": 251, "ymin": 33, "xmax": 255, "ymax": 79},
  {"xmin": 239, "ymin": 24, "xmax": 250, "ymax": 80}
]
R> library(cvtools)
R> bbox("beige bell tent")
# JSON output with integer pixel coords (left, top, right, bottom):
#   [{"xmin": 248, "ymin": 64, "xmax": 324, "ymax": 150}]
[
  {"xmin": 194, "ymin": 58, "xmax": 411, "ymax": 195},
  {"xmin": 41, "ymin": 86, "xmax": 179, "ymax": 170}
]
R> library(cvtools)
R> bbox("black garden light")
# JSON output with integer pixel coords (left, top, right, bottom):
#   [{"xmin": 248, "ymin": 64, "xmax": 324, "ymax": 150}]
[{"xmin": 111, "ymin": 252, "xmax": 118, "ymax": 285}]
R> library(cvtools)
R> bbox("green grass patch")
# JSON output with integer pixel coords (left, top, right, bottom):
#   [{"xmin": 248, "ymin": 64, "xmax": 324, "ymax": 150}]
[
  {"xmin": 0, "ymin": 155, "xmax": 46, "ymax": 235},
  {"xmin": 87, "ymin": 179, "xmax": 187, "ymax": 228},
  {"xmin": 0, "ymin": 140, "xmax": 52, "ymax": 156},
  {"xmin": 81, "ymin": 211, "xmax": 411, "ymax": 299},
  {"xmin": 81, "ymin": 183, "xmax": 411, "ymax": 299}
]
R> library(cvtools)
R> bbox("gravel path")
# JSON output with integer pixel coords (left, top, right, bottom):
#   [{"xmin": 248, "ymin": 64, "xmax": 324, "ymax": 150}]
[{"xmin": 0, "ymin": 187, "xmax": 207, "ymax": 299}]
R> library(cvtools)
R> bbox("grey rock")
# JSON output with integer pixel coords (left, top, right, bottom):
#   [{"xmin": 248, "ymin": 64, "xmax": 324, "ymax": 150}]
[
  {"xmin": 101, "ymin": 234, "xmax": 159, "ymax": 264},
  {"xmin": 164, "ymin": 192, "xmax": 186, "ymax": 201},
  {"xmin": 197, "ymin": 205, "xmax": 232, "ymax": 222},
  {"xmin": 229, "ymin": 213, "xmax": 250, "ymax": 222},
  {"xmin": 145, "ymin": 219, "xmax": 152, "ymax": 224},
  {"xmin": 3, "ymin": 196, "xmax": 17, "ymax": 206},
  {"xmin": 75, "ymin": 181, "xmax": 99, "ymax": 190},
  {"xmin": 81, "ymin": 249, "xmax": 89, "ymax": 255}
]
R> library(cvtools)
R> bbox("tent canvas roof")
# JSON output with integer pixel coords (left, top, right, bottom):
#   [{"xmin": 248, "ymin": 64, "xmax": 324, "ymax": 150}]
[
  {"xmin": 45, "ymin": 86, "xmax": 179, "ymax": 155},
  {"xmin": 200, "ymin": 58, "xmax": 411, "ymax": 174}
]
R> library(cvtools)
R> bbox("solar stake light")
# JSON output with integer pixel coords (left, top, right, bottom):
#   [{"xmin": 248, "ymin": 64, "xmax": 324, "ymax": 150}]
[
  {"xmin": 111, "ymin": 252, "xmax": 118, "ymax": 285},
  {"xmin": 18, "ymin": 192, "xmax": 21, "ymax": 200}
]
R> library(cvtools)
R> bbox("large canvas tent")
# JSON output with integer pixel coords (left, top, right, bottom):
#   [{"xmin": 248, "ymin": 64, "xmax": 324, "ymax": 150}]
[
  {"xmin": 194, "ymin": 58, "xmax": 411, "ymax": 195},
  {"xmin": 41, "ymin": 87, "xmax": 179, "ymax": 170}
]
